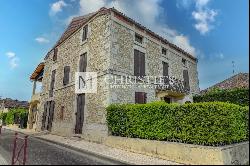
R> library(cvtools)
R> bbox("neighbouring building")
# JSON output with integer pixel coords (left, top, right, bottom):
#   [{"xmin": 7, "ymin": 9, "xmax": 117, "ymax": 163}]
[
  {"xmin": 29, "ymin": 7, "xmax": 199, "ymax": 140},
  {"xmin": 0, "ymin": 101, "xmax": 9, "ymax": 114},
  {"xmin": 0, "ymin": 98, "xmax": 29, "ymax": 114},
  {"xmin": 201, "ymin": 72, "xmax": 249, "ymax": 94}
]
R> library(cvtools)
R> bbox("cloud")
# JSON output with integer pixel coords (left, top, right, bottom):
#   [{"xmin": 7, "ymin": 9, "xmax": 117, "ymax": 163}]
[
  {"xmin": 5, "ymin": 51, "xmax": 19, "ymax": 69},
  {"xmin": 173, "ymin": 35, "xmax": 196, "ymax": 55},
  {"xmin": 10, "ymin": 57, "xmax": 19, "ymax": 69},
  {"xmin": 35, "ymin": 37, "xmax": 50, "ymax": 44},
  {"xmin": 6, "ymin": 52, "xmax": 15, "ymax": 58},
  {"xmin": 192, "ymin": 0, "xmax": 218, "ymax": 35},
  {"xmin": 176, "ymin": 0, "xmax": 193, "ymax": 9},
  {"xmin": 215, "ymin": 53, "xmax": 224, "ymax": 59},
  {"xmin": 50, "ymin": 0, "xmax": 67, "ymax": 16},
  {"xmin": 69, "ymin": 0, "xmax": 196, "ymax": 56}
]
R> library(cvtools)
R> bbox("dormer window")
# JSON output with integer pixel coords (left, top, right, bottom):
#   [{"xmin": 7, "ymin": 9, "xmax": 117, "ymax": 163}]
[
  {"xmin": 162, "ymin": 48, "xmax": 167, "ymax": 55},
  {"xmin": 182, "ymin": 58, "xmax": 187, "ymax": 66},
  {"xmin": 53, "ymin": 48, "xmax": 58, "ymax": 61},
  {"xmin": 135, "ymin": 33, "xmax": 143, "ymax": 44},
  {"xmin": 82, "ymin": 25, "xmax": 88, "ymax": 42}
]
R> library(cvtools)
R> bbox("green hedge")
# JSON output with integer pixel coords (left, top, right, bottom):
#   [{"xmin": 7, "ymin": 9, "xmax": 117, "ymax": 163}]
[
  {"xmin": 194, "ymin": 88, "xmax": 249, "ymax": 106},
  {"xmin": 107, "ymin": 102, "xmax": 249, "ymax": 146},
  {"xmin": 0, "ymin": 108, "xmax": 28, "ymax": 128}
]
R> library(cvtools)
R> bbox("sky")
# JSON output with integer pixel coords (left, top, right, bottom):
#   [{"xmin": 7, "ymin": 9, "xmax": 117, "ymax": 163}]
[{"xmin": 0, "ymin": 0, "xmax": 249, "ymax": 101}]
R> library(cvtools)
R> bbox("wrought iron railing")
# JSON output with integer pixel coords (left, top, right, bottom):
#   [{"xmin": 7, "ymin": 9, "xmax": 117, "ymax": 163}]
[{"xmin": 155, "ymin": 76, "xmax": 190, "ymax": 94}]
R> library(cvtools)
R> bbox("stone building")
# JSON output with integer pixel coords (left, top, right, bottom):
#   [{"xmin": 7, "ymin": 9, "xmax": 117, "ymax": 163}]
[{"xmin": 30, "ymin": 7, "xmax": 199, "ymax": 141}]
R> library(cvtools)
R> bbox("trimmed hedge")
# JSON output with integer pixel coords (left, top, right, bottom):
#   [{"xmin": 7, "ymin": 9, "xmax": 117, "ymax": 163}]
[
  {"xmin": 107, "ymin": 102, "xmax": 249, "ymax": 146},
  {"xmin": 0, "ymin": 108, "xmax": 28, "ymax": 128},
  {"xmin": 194, "ymin": 88, "xmax": 249, "ymax": 106}
]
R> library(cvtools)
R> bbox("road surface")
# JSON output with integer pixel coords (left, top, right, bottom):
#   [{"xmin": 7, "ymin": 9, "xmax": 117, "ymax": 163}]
[{"xmin": 0, "ymin": 128, "xmax": 124, "ymax": 165}]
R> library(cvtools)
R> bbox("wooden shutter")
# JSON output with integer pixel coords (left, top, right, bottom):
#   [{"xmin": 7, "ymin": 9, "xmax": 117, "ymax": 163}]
[
  {"xmin": 183, "ymin": 70, "xmax": 190, "ymax": 91},
  {"xmin": 134, "ymin": 50, "xmax": 140, "ymax": 76},
  {"xmin": 79, "ymin": 53, "xmax": 87, "ymax": 72},
  {"xmin": 49, "ymin": 70, "xmax": 56, "ymax": 97},
  {"xmin": 163, "ymin": 62, "xmax": 169, "ymax": 84},
  {"xmin": 143, "ymin": 93, "xmax": 147, "ymax": 104},
  {"xmin": 140, "ymin": 52, "xmax": 145, "ymax": 77},
  {"xmin": 82, "ymin": 25, "xmax": 88, "ymax": 41},
  {"xmin": 63, "ymin": 66, "xmax": 70, "ymax": 85},
  {"xmin": 134, "ymin": 50, "xmax": 145, "ymax": 77},
  {"xmin": 135, "ymin": 92, "xmax": 147, "ymax": 104},
  {"xmin": 47, "ymin": 101, "xmax": 55, "ymax": 131},
  {"xmin": 41, "ymin": 102, "xmax": 47, "ymax": 130},
  {"xmin": 53, "ymin": 48, "xmax": 58, "ymax": 61}
]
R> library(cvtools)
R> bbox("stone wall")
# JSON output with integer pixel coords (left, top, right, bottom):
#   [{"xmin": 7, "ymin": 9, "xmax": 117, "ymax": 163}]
[
  {"xmin": 36, "ymin": 10, "xmax": 200, "ymax": 137},
  {"xmin": 37, "ymin": 13, "xmax": 112, "ymax": 136},
  {"xmin": 105, "ymin": 136, "xmax": 249, "ymax": 165},
  {"xmin": 108, "ymin": 18, "xmax": 199, "ymax": 104}
]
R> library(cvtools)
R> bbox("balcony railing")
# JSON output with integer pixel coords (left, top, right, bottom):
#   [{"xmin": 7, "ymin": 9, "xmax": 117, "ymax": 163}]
[{"xmin": 155, "ymin": 76, "xmax": 190, "ymax": 94}]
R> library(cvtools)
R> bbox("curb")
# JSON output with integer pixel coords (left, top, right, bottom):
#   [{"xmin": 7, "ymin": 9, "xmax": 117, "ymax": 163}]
[
  {"xmin": 3, "ymin": 128, "xmax": 130, "ymax": 165},
  {"xmin": 34, "ymin": 136, "xmax": 130, "ymax": 165}
]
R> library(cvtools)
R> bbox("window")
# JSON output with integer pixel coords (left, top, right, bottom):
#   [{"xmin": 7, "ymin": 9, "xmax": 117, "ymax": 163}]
[
  {"xmin": 134, "ymin": 49, "xmax": 145, "ymax": 77},
  {"xmin": 53, "ymin": 48, "xmax": 58, "ymax": 61},
  {"xmin": 63, "ymin": 66, "xmax": 70, "ymax": 85},
  {"xmin": 82, "ymin": 25, "xmax": 88, "ymax": 42},
  {"xmin": 135, "ymin": 92, "xmax": 147, "ymax": 104},
  {"xmin": 49, "ymin": 70, "xmax": 56, "ymax": 97},
  {"xmin": 60, "ymin": 106, "xmax": 64, "ymax": 120},
  {"xmin": 135, "ymin": 33, "xmax": 143, "ymax": 44},
  {"xmin": 162, "ymin": 48, "xmax": 167, "ymax": 55},
  {"xmin": 182, "ymin": 58, "xmax": 187, "ymax": 66},
  {"xmin": 79, "ymin": 53, "xmax": 87, "ymax": 72},
  {"xmin": 183, "ymin": 70, "xmax": 190, "ymax": 91},
  {"xmin": 162, "ymin": 61, "xmax": 169, "ymax": 84}
]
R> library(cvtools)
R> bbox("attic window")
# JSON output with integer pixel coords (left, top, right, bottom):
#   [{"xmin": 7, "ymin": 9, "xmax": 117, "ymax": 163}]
[
  {"xmin": 53, "ymin": 48, "xmax": 58, "ymax": 61},
  {"xmin": 82, "ymin": 25, "xmax": 88, "ymax": 42},
  {"xmin": 182, "ymin": 58, "xmax": 187, "ymax": 66},
  {"xmin": 162, "ymin": 48, "xmax": 167, "ymax": 55},
  {"xmin": 135, "ymin": 33, "xmax": 143, "ymax": 44}
]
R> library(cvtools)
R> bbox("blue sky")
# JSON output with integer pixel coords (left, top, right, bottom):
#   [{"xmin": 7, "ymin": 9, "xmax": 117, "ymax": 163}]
[{"xmin": 0, "ymin": 0, "xmax": 249, "ymax": 101}]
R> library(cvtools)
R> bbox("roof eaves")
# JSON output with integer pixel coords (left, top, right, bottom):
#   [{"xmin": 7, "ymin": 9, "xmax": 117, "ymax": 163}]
[{"xmin": 110, "ymin": 7, "xmax": 197, "ymax": 62}]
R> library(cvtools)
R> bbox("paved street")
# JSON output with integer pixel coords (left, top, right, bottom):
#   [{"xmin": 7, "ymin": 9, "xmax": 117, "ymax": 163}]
[{"xmin": 0, "ymin": 129, "xmax": 124, "ymax": 165}]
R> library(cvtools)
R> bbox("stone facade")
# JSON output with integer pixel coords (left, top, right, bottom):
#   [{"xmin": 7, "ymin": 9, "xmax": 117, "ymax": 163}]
[{"xmin": 34, "ymin": 8, "xmax": 200, "ymax": 138}]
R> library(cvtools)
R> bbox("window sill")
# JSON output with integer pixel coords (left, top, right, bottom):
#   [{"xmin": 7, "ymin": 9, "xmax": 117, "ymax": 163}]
[
  {"xmin": 134, "ymin": 41, "xmax": 145, "ymax": 48},
  {"xmin": 80, "ymin": 38, "xmax": 88, "ymax": 46}
]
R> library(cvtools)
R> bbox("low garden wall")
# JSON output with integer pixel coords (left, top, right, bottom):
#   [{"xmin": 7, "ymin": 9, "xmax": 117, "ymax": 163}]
[
  {"xmin": 106, "ymin": 101, "xmax": 249, "ymax": 164},
  {"xmin": 104, "ymin": 136, "xmax": 249, "ymax": 165}
]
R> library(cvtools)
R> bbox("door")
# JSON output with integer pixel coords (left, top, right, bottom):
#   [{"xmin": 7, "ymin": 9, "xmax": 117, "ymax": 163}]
[
  {"xmin": 75, "ymin": 53, "xmax": 87, "ymax": 134},
  {"xmin": 75, "ymin": 94, "xmax": 85, "ymax": 134},
  {"xmin": 41, "ymin": 101, "xmax": 55, "ymax": 131},
  {"xmin": 164, "ymin": 97, "xmax": 171, "ymax": 103}
]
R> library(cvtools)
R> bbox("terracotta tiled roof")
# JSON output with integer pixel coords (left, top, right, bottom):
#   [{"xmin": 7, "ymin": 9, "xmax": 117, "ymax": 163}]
[
  {"xmin": 45, "ymin": 8, "xmax": 109, "ymax": 59},
  {"xmin": 201, "ymin": 73, "xmax": 249, "ymax": 93},
  {"xmin": 30, "ymin": 62, "xmax": 45, "ymax": 81},
  {"xmin": 44, "ymin": 7, "xmax": 197, "ymax": 61},
  {"xmin": 0, "ymin": 98, "xmax": 29, "ymax": 109}
]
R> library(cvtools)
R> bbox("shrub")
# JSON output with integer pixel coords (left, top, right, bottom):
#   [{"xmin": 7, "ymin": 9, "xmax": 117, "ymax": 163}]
[
  {"xmin": 106, "ymin": 102, "xmax": 249, "ymax": 146},
  {"xmin": 194, "ymin": 88, "xmax": 249, "ymax": 106},
  {"xmin": 0, "ymin": 108, "xmax": 28, "ymax": 128},
  {"xmin": 0, "ymin": 112, "xmax": 7, "ymax": 125}
]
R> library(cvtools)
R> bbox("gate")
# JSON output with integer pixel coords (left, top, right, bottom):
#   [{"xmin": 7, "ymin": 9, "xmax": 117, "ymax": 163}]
[{"xmin": 11, "ymin": 133, "xmax": 28, "ymax": 165}]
